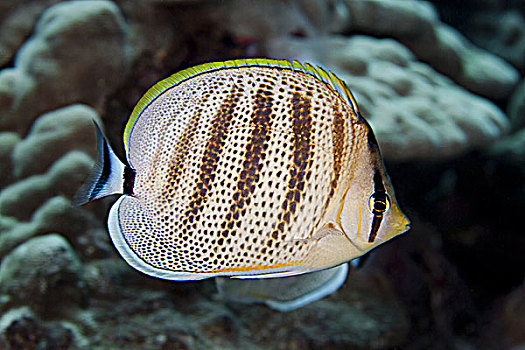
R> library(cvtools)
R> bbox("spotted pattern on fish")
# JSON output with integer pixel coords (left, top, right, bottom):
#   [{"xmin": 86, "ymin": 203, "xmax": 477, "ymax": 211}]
[
  {"xmin": 162, "ymin": 101, "xmax": 204, "ymax": 201},
  {"xmin": 222, "ymin": 89, "xmax": 274, "ymax": 241},
  {"xmin": 268, "ymin": 93, "xmax": 313, "ymax": 252},
  {"xmin": 99, "ymin": 58, "xmax": 410, "ymax": 278},
  {"xmin": 329, "ymin": 109, "xmax": 346, "ymax": 200},
  {"xmin": 185, "ymin": 89, "xmax": 240, "ymax": 223},
  {"xmin": 73, "ymin": 59, "xmax": 412, "ymax": 282}
]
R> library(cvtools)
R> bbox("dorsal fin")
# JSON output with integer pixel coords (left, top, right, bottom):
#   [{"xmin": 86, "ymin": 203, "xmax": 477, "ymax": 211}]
[{"xmin": 124, "ymin": 58, "xmax": 360, "ymax": 153}]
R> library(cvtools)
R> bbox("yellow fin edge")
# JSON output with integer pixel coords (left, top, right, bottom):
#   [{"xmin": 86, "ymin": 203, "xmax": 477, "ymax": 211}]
[
  {"xmin": 203, "ymin": 262, "xmax": 297, "ymax": 274},
  {"xmin": 123, "ymin": 58, "xmax": 360, "ymax": 153}
]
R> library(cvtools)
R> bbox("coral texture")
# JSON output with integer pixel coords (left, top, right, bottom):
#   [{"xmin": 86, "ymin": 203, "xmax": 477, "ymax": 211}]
[
  {"xmin": 267, "ymin": 35, "xmax": 510, "ymax": 161},
  {"xmin": 0, "ymin": 0, "xmax": 129, "ymax": 134},
  {"xmin": 0, "ymin": 0, "xmax": 523, "ymax": 349}
]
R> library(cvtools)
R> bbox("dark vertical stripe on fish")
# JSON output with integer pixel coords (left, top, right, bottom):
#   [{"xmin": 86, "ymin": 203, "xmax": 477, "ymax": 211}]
[
  {"xmin": 270, "ymin": 93, "xmax": 312, "ymax": 243},
  {"xmin": 164, "ymin": 106, "xmax": 204, "ymax": 199},
  {"xmin": 184, "ymin": 89, "xmax": 240, "ymax": 222},
  {"xmin": 220, "ymin": 89, "xmax": 274, "ymax": 240},
  {"xmin": 368, "ymin": 171, "xmax": 387, "ymax": 243},
  {"xmin": 328, "ymin": 108, "xmax": 346, "ymax": 200},
  {"xmin": 364, "ymin": 112, "xmax": 381, "ymax": 154}
]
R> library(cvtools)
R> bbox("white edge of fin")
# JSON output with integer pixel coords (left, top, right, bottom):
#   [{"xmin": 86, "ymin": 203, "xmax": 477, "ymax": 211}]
[
  {"xmin": 107, "ymin": 196, "xmax": 308, "ymax": 281},
  {"xmin": 265, "ymin": 263, "xmax": 349, "ymax": 312},
  {"xmin": 72, "ymin": 122, "xmax": 126, "ymax": 206}
]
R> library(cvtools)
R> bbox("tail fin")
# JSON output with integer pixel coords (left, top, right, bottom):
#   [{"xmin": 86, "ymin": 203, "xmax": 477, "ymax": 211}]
[{"xmin": 72, "ymin": 122, "xmax": 127, "ymax": 206}]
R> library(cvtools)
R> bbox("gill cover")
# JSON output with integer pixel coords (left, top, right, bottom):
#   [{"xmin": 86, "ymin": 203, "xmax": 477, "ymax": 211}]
[{"xmin": 339, "ymin": 119, "xmax": 410, "ymax": 251}]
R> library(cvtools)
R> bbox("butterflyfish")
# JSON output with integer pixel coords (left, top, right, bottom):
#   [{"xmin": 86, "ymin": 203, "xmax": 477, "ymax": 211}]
[{"xmin": 74, "ymin": 58, "xmax": 410, "ymax": 283}]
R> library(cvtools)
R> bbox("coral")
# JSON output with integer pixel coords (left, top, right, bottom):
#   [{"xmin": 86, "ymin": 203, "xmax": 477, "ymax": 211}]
[
  {"xmin": 0, "ymin": 307, "xmax": 79, "ymax": 349},
  {"xmin": 342, "ymin": 0, "xmax": 438, "ymax": 39},
  {"xmin": 0, "ymin": 1, "xmax": 521, "ymax": 349},
  {"xmin": 489, "ymin": 127, "xmax": 525, "ymax": 161},
  {"xmin": 366, "ymin": 219, "xmax": 479, "ymax": 350},
  {"xmin": 0, "ymin": 0, "xmax": 129, "ymax": 134},
  {"xmin": 0, "ymin": 132, "xmax": 20, "ymax": 187},
  {"xmin": 266, "ymin": 35, "xmax": 510, "ymax": 161},
  {"xmin": 116, "ymin": 0, "xmax": 179, "ymax": 64},
  {"xmin": 12, "ymin": 104, "xmax": 100, "ymax": 178},
  {"xmin": 508, "ymin": 78, "xmax": 525, "ymax": 131},
  {"xmin": 217, "ymin": 0, "xmax": 340, "ymax": 40},
  {"xmin": 493, "ymin": 283, "xmax": 525, "ymax": 348},
  {"xmin": 0, "ymin": 196, "xmax": 110, "ymax": 261},
  {"xmin": 0, "ymin": 0, "xmax": 61, "ymax": 66},
  {"xmin": 217, "ymin": 269, "xmax": 408, "ymax": 349},
  {"xmin": 0, "ymin": 234, "xmax": 85, "ymax": 311},
  {"xmin": 467, "ymin": 10, "xmax": 525, "ymax": 73},
  {"xmin": 341, "ymin": 0, "xmax": 520, "ymax": 99},
  {"xmin": 0, "ymin": 151, "xmax": 92, "ymax": 220}
]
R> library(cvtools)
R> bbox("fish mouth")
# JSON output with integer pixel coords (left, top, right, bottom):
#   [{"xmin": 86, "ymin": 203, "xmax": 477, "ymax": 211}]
[{"xmin": 399, "ymin": 214, "xmax": 411, "ymax": 233}]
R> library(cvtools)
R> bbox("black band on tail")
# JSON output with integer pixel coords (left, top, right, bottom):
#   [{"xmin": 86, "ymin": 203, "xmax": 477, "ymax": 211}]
[{"xmin": 123, "ymin": 166, "xmax": 136, "ymax": 196}]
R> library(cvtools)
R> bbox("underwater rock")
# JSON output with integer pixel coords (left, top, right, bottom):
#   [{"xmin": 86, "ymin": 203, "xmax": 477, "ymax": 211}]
[
  {"xmin": 489, "ymin": 127, "xmax": 525, "ymax": 161},
  {"xmin": 342, "ymin": 0, "xmax": 438, "ymax": 39},
  {"xmin": 29, "ymin": 196, "xmax": 110, "ymax": 259},
  {"xmin": 223, "ymin": 269, "xmax": 409, "ymax": 349},
  {"xmin": 84, "ymin": 258, "xmax": 136, "ymax": 298},
  {"xmin": 366, "ymin": 219, "xmax": 478, "ymax": 349},
  {"xmin": 218, "ymin": 0, "xmax": 342, "ymax": 40},
  {"xmin": 496, "ymin": 283, "xmax": 525, "ymax": 348},
  {"xmin": 467, "ymin": 10, "xmax": 525, "ymax": 73},
  {"xmin": 266, "ymin": 35, "xmax": 510, "ymax": 161},
  {"xmin": 508, "ymin": 78, "xmax": 525, "ymax": 131},
  {"xmin": 12, "ymin": 104, "xmax": 100, "ymax": 179},
  {"xmin": 342, "ymin": 0, "xmax": 519, "ymax": 99},
  {"xmin": 117, "ymin": 0, "xmax": 181, "ymax": 66},
  {"xmin": 0, "ymin": 218, "xmax": 34, "ymax": 261},
  {"xmin": 491, "ymin": 80, "xmax": 525, "ymax": 160},
  {"xmin": 0, "ymin": 0, "xmax": 129, "ymax": 134},
  {"xmin": 430, "ymin": 24, "xmax": 519, "ymax": 100},
  {"xmin": 482, "ymin": 282, "xmax": 525, "ymax": 349},
  {"xmin": 0, "ymin": 132, "xmax": 20, "ymax": 187},
  {"xmin": 0, "ymin": 307, "xmax": 78, "ymax": 349},
  {"xmin": 0, "ymin": 0, "xmax": 61, "ymax": 66},
  {"xmin": 0, "ymin": 151, "xmax": 93, "ymax": 220},
  {"xmin": 0, "ymin": 234, "xmax": 85, "ymax": 311},
  {"xmin": 0, "ymin": 196, "xmax": 108, "ymax": 260},
  {"xmin": 0, "ymin": 307, "xmax": 35, "ymax": 348}
]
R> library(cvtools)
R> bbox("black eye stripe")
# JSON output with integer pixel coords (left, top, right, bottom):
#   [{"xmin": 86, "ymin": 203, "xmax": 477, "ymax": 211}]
[
  {"xmin": 368, "ymin": 170, "xmax": 387, "ymax": 243},
  {"xmin": 373, "ymin": 171, "xmax": 386, "ymax": 195},
  {"xmin": 369, "ymin": 214, "xmax": 383, "ymax": 243}
]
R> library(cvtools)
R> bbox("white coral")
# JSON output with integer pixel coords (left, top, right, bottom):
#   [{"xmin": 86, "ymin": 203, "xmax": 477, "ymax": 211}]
[{"xmin": 267, "ymin": 35, "xmax": 510, "ymax": 161}]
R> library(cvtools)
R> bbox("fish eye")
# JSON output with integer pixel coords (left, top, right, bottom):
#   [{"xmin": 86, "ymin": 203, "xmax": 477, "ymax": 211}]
[{"xmin": 368, "ymin": 193, "xmax": 390, "ymax": 215}]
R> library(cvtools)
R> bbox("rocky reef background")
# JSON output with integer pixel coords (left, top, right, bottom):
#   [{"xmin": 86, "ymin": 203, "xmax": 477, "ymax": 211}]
[{"xmin": 0, "ymin": 0, "xmax": 524, "ymax": 349}]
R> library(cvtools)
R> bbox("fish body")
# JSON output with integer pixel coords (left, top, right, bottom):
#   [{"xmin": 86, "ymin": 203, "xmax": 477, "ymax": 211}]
[{"xmin": 75, "ymin": 58, "xmax": 410, "ymax": 281}]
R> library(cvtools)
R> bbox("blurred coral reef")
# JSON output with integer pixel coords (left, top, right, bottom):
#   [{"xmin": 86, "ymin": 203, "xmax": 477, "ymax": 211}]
[{"xmin": 0, "ymin": 0, "xmax": 523, "ymax": 349}]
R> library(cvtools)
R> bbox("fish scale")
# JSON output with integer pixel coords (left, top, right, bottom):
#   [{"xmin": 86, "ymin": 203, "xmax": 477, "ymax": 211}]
[{"xmin": 74, "ymin": 58, "xmax": 410, "ymax": 280}]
